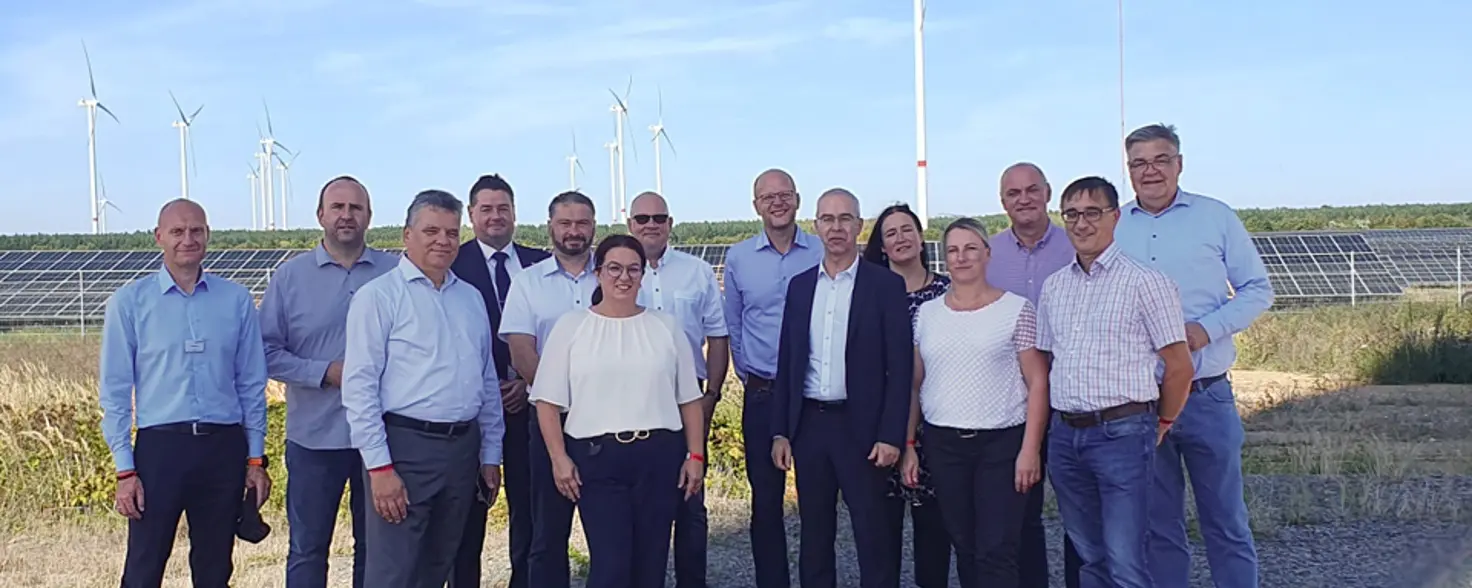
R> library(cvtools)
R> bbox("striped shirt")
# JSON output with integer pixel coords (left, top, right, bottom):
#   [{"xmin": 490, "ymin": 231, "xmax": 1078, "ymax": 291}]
[
  {"xmin": 1036, "ymin": 244, "xmax": 1188, "ymax": 412},
  {"xmin": 914, "ymin": 291, "xmax": 1037, "ymax": 430},
  {"xmin": 987, "ymin": 223, "xmax": 1076, "ymax": 305}
]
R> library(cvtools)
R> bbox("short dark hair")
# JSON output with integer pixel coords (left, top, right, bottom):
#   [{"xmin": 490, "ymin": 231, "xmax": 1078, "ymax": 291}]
[
  {"xmin": 1059, "ymin": 176, "xmax": 1119, "ymax": 209},
  {"xmin": 317, "ymin": 175, "xmax": 368, "ymax": 214},
  {"xmin": 589, "ymin": 234, "xmax": 646, "ymax": 305},
  {"xmin": 548, "ymin": 190, "xmax": 596, "ymax": 219},
  {"xmin": 405, "ymin": 189, "xmax": 463, "ymax": 227},
  {"xmin": 468, "ymin": 174, "xmax": 514, "ymax": 207},
  {"xmin": 862, "ymin": 203, "xmax": 930, "ymax": 269}
]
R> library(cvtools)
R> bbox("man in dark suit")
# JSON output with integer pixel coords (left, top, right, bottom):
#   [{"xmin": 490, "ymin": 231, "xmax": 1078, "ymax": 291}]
[
  {"xmin": 771, "ymin": 188, "xmax": 912, "ymax": 588},
  {"xmin": 447, "ymin": 174, "xmax": 551, "ymax": 588}
]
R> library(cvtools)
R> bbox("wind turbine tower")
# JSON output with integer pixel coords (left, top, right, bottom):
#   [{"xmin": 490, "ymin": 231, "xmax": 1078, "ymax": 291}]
[
  {"xmin": 259, "ymin": 100, "xmax": 293, "ymax": 230},
  {"xmin": 256, "ymin": 148, "xmax": 274, "ymax": 230},
  {"xmin": 567, "ymin": 132, "xmax": 585, "ymax": 191},
  {"xmin": 912, "ymin": 0, "xmax": 930, "ymax": 230},
  {"xmin": 248, "ymin": 167, "xmax": 259, "ymax": 229},
  {"xmin": 608, "ymin": 78, "xmax": 634, "ymax": 222},
  {"xmin": 649, "ymin": 87, "xmax": 676, "ymax": 195},
  {"xmin": 604, "ymin": 142, "xmax": 618, "ymax": 225},
  {"xmin": 169, "ymin": 91, "xmax": 203, "ymax": 200},
  {"xmin": 277, "ymin": 151, "xmax": 298, "ymax": 229},
  {"xmin": 78, "ymin": 42, "xmax": 118, "ymax": 234}
]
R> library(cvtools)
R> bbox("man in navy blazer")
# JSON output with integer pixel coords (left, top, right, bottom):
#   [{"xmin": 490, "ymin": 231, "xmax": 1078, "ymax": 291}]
[
  {"xmin": 447, "ymin": 174, "xmax": 551, "ymax": 588},
  {"xmin": 771, "ymin": 188, "xmax": 913, "ymax": 588}
]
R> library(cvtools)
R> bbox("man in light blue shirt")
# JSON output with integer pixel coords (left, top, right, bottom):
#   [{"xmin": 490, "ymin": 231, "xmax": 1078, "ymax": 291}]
[
  {"xmin": 99, "ymin": 198, "xmax": 271, "ymax": 588},
  {"xmin": 260, "ymin": 175, "xmax": 397, "ymax": 588},
  {"xmin": 340, "ymin": 190, "xmax": 505, "ymax": 588},
  {"xmin": 721, "ymin": 168, "xmax": 823, "ymax": 588},
  {"xmin": 1115, "ymin": 123, "xmax": 1273, "ymax": 588},
  {"xmin": 499, "ymin": 190, "xmax": 599, "ymax": 588},
  {"xmin": 627, "ymin": 190, "xmax": 729, "ymax": 588}
]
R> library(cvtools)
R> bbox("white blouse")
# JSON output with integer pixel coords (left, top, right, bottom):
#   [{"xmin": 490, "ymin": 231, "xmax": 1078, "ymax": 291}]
[
  {"xmin": 915, "ymin": 291, "xmax": 1037, "ymax": 430},
  {"xmin": 528, "ymin": 308, "xmax": 704, "ymax": 439}
]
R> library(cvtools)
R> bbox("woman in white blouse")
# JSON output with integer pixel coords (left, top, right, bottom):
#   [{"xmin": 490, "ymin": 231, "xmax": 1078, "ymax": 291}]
[
  {"xmin": 529, "ymin": 234, "xmax": 707, "ymax": 588},
  {"xmin": 899, "ymin": 217, "xmax": 1050, "ymax": 588}
]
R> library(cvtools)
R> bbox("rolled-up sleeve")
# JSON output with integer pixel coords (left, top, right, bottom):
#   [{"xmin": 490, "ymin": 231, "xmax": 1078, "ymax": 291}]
[
  {"xmin": 234, "ymin": 294, "xmax": 269, "ymax": 459},
  {"xmin": 342, "ymin": 286, "xmax": 393, "ymax": 468},
  {"xmin": 700, "ymin": 267, "xmax": 728, "ymax": 338},
  {"xmin": 259, "ymin": 268, "xmax": 330, "ymax": 389},
  {"xmin": 498, "ymin": 275, "xmax": 536, "ymax": 341},
  {"xmin": 98, "ymin": 289, "xmax": 138, "ymax": 472},
  {"xmin": 669, "ymin": 315, "xmax": 704, "ymax": 405}
]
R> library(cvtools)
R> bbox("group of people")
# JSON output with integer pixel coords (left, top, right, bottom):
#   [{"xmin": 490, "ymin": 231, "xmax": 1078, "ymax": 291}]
[{"xmin": 99, "ymin": 122, "xmax": 1274, "ymax": 588}]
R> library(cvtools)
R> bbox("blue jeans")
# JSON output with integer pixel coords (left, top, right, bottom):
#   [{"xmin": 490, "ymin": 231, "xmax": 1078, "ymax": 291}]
[
  {"xmin": 1149, "ymin": 377, "xmax": 1259, "ymax": 588},
  {"xmin": 284, "ymin": 441, "xmax": 367, "ymax": 588},
  {"xmin": 1047, "ymin": 411, "xmax": 1156, "ymax": 588}
]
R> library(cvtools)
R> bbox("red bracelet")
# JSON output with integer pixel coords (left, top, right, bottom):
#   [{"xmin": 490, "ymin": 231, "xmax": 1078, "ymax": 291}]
[
  {"xmin": 1159, "ymin": 418, "xmax": 1175, "ymax": 426},
  {"xmin": 906, "ymin": 440, "xmax": 917, "ymax": 447},
  {"xmin": 368, "ymin": 464, "xmax": 394, "ymax": 473},
  {"xmin": 688, "ymin": 453, "xmax": 705, "ymax": 463},
  {"xmin": 117, "ymin": 470, "xmax": 137, "ymax": 480}
]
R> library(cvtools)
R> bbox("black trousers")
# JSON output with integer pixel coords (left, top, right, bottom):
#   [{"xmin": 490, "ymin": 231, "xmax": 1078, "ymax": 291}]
[
  {"xmin": 792, "ymin": 400, "xmax": 896, "ymax": 588},
  {"xmin": 1019, "ymin": 416, "xmax": 1082, "ymax": 588},
  {"xmin": 448, "ymin": 407, "xmax": 532, "ymax": 588},
  {"xmin": 881, "ymin": 480, "xmax": 952, "ymax": 588},
  {"xmin": 569, "ymin": 428, "xmax": 686, "ymax": 588},
  {"xmin": 121, "ymin": 423, "xmax": 247, "ymax": 588},
  {"xmin": 741, "ymin": 382, "xmax": 791, "ymax": 588},
  {"xmin": 527, "ymin": 409, "xmax": 575, "ymax": 588},
  {"xmin": 925, "ymin": 422, "xmax": 1029, "ymax": 588}
]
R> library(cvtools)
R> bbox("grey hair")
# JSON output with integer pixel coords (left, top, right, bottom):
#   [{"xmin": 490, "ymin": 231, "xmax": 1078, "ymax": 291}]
[
  {"xmin": 404, "ymin": 189, "xmax": 463, "ymax": 227},
  {"xmin": 1125, "ymin": 123, "xmax": 1181, "ymax": 151},
  {"xmin": 817, "ymin": 187, "xmax": 861, "ymax": 214},
  {"xmin": 943, "ymin": 217, "xmax": 991, "ymax": 249}
]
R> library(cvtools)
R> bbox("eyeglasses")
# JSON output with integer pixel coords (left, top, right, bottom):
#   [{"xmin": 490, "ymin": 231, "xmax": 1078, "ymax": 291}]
[
  {"xmin": 816, "ymin": 213, "xmax": 858, "ymax": 227},
  {"xmin": 755, "ymin": 191, "xmax": 796, "ymax": 205},
  {"xmin": 598, "ymin": 263, "xmax": 643, "ymax": 280},
  {"xmin": 1127, "ymin": 154, "xmax": 1179, "ymax": 172},
  {"xmin": 631, "ymin": 214, "xmax": 669, "ymax": 225},
  {"xmin": 1061, "ymin": 206, "xmax": 1116, "ymax": 224}
]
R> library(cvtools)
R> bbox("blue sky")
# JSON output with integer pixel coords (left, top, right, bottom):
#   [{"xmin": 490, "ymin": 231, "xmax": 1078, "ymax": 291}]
[{"xmin": 1, "ymin": 0, "xmax": 1468, "ymax": 235}]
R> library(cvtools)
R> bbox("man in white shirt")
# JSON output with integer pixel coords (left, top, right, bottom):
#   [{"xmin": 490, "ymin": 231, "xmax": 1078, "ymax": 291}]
[
  {"xmin": 626, "ymin": 191, "xmax": 729, "ymax": 588},
  {"xmin": 341, "ymin": 189, "xmax": 505, "ymax": 588},
  {"xmin": 448, "ymin": 174, "xmax": 551, "ymax": 588}
]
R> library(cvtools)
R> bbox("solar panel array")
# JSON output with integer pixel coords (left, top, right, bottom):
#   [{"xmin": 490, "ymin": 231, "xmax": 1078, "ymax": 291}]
[{"xmin": 0, "ymin": 228, "xmax": 1466, "ymax": 326}]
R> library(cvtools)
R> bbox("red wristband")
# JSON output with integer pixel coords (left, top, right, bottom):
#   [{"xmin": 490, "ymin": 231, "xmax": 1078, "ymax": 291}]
[
  {"xmin": 688, "ymin": 453, "xmax": 705, "ymax": 463},
  {"xmin": 117, "ymin": 470, "xmax": 137, "ymax": 480},
  {"xmin": 1159, "ymin": 418, "xmax": 1175, "ymax": 426},
  {"xmin": 368, "ymin": 464, "xmax": 394, "ymax": 473},
  {"xmin": 906, "ymin": 440, "xmax": 917, "ymax": 447}
]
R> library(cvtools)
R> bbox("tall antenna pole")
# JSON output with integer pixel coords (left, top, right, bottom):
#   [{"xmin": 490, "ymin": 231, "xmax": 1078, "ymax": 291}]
[
  {"xmin": 1118, "ymin": 0, "xmax": 1128, "ymax": 185},
  {"xmin": 913, "ymin": 0, "xmax": 929, "ymax": 230}
]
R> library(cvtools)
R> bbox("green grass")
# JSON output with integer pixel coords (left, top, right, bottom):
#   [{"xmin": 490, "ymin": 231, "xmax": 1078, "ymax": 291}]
[{"xmin": 1237, "ymin": 301, "xmax": 1472, "ymax": 383}]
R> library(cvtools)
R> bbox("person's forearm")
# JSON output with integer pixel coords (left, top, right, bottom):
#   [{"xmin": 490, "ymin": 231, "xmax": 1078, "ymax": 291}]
[
  {"xmin": 536, "ymin": 403, "xmax": 569, "ymax": 460},
  {"xmin": 1022, "ymin": 380, "xmax": 1048, "ymax": 456},
  {"xmin": 508, "ymin": 335, "xmax": 541, "ymax": 386},
  {"xmin": 705, "ymin": 338, "xmax": 731, "ymax": 394},
  {"xmin": 905, "ymin": 379, "xmax": 921, "ymax": 445},
  {"xmin": 1159, "ymin": 351, "xmax": 1194, "ymax": 421},
  {"xmin": 680, "ymin": 401, "xmax": 706, "ymax": 455}
]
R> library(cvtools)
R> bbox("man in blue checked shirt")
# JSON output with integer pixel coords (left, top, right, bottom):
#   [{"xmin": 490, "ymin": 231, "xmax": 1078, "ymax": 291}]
[
  {"xmin": 99, "ymin": 198, "xmax": 272, "ymax": 588},
  {"xmin": 1115, "ymin": 123, "xmax": 1274, "ymax": 588}
]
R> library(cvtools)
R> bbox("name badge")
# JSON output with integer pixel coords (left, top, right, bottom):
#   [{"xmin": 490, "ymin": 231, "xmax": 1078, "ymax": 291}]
[{"xmin": 185, "ymin": 339, "xmax": 206, "ymax": 353}]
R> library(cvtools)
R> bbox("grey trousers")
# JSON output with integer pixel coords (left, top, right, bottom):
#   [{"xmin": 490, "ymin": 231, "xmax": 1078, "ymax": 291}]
[{"xmin": 363, "ymin": 421, "xmax": 480, "ymax": 588}]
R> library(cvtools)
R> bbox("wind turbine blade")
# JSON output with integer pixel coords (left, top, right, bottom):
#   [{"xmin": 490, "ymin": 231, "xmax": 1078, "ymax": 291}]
[
  {"xmin": 96, "ymin": 102, "xmax": 120, "ymax": 124},
  {"xmin": 189, "ymin": 104, "xmax": 204, "ymax": 122},
  {"xmin": 82, "ymin": 41, "xmax": 98, "ymax": 98},
  {"xmin": 576, "ymin": 158, "xmax": 586, "ymax": 173},
  {"xmin": 624, "ymin": 75, "xmax": 633, "ymax": 102},
  {"xmin": 105, "ymin": 200, "xmax": 123, "ymax": 212},
  {"xmin": 189, "ymin": 132, "xmax": 199, "ymax": 180},
  {"xmin": 169, "ymin": 89, "xmax": 188, "ymax": 122},
  {"xmin": 607, "ymin": 88, "xmax": 627, "ymax": 111},
  {"xmin": 273, "ymin": 141, "xmax": 294, "ymax": 155},
  {"xmin": 257, "ymin": 122, "xmax": 265, "ymax": 139},
  {"xmin": 262, "ymin": 98, "xmax": 275, "ymax": 136},
  {"xmin": 660, "ymin": 128, "xmax": 677, "ymax": 156}
]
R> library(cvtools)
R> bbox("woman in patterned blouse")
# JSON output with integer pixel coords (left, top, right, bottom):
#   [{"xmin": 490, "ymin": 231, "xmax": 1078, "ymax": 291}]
[{"xmin": 861, "ymin": 203, "xmax": 953, "ymax": 588}]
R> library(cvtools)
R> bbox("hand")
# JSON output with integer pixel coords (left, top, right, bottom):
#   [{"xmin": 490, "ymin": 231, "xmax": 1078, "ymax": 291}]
[
  {"xmin": 868, "ymin": 442, "xmax": 900, "ymax": 468},
  {"xmin": 1157, "ymin": 421, "xmax": 1172, "ymax": 446},
  {"xmin": 500, "ymin": 379, "xmax": 529, "ymax": 414},
  {"xmin": 1185, "ymin": 322, "xmax": 1210, "ymax": 352},
  {"xmin": 322, "ymin": 361, "xmax": 345, "ymax": 388},
  {"xmin": 115, "ymin": 475, "xmax": 145, "ymax": 520},
  {"xmin": 1014, "ymin": 449, "xmax": 1042, "ymax": 494},
  {"xmin": 678, "ymin": 457, "xmax": 705, "ymax": 500},
  {"xmin": 245, "ymin": 465, "xmax": 272, "ymax": 508},
  {"xmin": 899, "ymin": 446, "xmax": 920, "ymax": 488},
  {"xmin": 369, "ymin": 468, "xmax": 410, "ymax": 524},
  {"xmin": 481, "ymin": 465, "xmax": 502, "ymax": 504},
  {"xmin": 771, "ymin": 437, "xmax": 793, "ymax": 471},
  {"xmin": 551, "ymin": 454, "xmax": 581, "ymax": 502}
]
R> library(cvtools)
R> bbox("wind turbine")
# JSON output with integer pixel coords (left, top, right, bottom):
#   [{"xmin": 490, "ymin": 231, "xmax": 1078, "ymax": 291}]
[
  {"xmin": 648, "ymin": 86, "xmax": 676, "ymax": 195},
  {"xmin": 169, "ymin": 90, "xmax": 203, "ymax": 201},
  {"xmin": 912, "ymin": 0, "xmax": 930, "ymax": 230},
  {"xmin": 276, "ymin": 150, "xmax": 299, "ymax": 229},
  {"xmin": 604, "ymin": 141, "xmax": 618, "ymax": 224},
  {"xmin": 78, "ymin": 41, "xmax": 119, "ymax": 234},
  {"xmin": 608, "ymin": 77, "xmax": 636, "ymax": 223},
  {"xmin": 247, "ymin": 165, "xmax": 259, "ymax": 229},
  {"xmin": 255, "ymin": 146, "xmax": 273, "ymax": 229},
  {"xmin": 567, "ymin": 131, "xmax": 585, "ymax": 191},
  {"xmin": 97, "ymin": 175, "xmax": 121, "ymax": 233},
  {"xmin": 259, "ymin": 100, "xmax": 293, "ymax": 230}
]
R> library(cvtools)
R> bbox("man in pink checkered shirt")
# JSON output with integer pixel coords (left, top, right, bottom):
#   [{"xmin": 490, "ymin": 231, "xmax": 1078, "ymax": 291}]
[{"xmin": 1035, "ymin": 176, "xmax": 1194, "ymax": 588}]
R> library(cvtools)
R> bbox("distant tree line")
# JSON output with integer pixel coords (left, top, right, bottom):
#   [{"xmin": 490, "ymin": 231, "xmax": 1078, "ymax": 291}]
[{"xmin": 2, "ymin": 203, "xmax": 1469, "ymax": 251}]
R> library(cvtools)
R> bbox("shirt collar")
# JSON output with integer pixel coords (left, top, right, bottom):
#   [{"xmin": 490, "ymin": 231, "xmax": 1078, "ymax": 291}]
[
  {"xmin": 1071, "ymin": 243, "xmax": 1123, "ymax": 274},
  {"xmin": 397, "ymin": 255, "xmax": 458, "ymax": 289},
  {"xmin": 756, "ymin": 227, "xmax": 818, "ymax": 252},
  {"xmin": 156, "ymin": 266, "xmax": 209, "ymax": 295},
  {"xmin": 542, "ymin": 254, "xmax": 593, "ymax": 279},
  {"xmin": 820, "ymin": 254, "xmax": 861, "ymax": 281},
  {"xmin": 313, "ymin": 241, "xmax": 381, "ymax": 268},
  {"xmin": 477, "ymin": 239, "xmax": 518, "ymax": 263},
  {"xmin": 1124, "ymin": 188, "xmax": 1194, "ymax": 217},
  {"xmin": 1005, "ymin": 223, "xmax": 1063, "ymax": 251}
]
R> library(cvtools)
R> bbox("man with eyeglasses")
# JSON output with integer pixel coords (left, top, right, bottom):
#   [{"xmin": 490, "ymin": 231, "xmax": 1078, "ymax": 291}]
[
  {"xmin": 1115, "ymin": 124, "xmax": 1272, "ymax": 588},
  {"xmin": 722, "ymin": 168, "xmax": 824, "ymax": 588},
  {"xmin": 623, "ymin": 190, "xmax": 729, "ymax": 588},
  {"xmin": 1037, "ymin": 176, "xmax": 1192, "ymax": 588}
]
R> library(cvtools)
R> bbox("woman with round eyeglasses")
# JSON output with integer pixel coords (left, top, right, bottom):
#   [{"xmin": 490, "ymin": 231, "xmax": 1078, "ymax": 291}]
[
  {"xmin": 860, "ymin": 202, "xmax": 954, "ymax": 588},
  {"xmin": 901, "ymin": 217, "xmax": 1049, "ymax": 588},
  {"xmin": 528, "ymin": 234, "xmax": 708, "ymax": 588}
]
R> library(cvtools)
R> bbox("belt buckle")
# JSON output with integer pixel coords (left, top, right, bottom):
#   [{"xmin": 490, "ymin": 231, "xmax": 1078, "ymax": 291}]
[
  {"xmin": 958, "ymin": 429, "xmax": 978, "ymax": 439},
  {"xmin": 614, "ymin": 430, "xmax": 650, "ymax": 444}
]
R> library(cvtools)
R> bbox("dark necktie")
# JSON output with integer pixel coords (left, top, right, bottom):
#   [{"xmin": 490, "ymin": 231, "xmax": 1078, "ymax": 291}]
[
  {"xmin": 490, "ymin": 251, "xmax": 514, "ymax": 380},
  {"xmin": 491, "ymin": 251, "xmax": 511, "ymax": 309}
]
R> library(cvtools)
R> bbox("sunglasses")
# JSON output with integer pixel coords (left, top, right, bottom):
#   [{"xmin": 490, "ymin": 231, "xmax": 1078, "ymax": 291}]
[{"xmin": 631, "ymin": 214, "xmax": 670, "ymax": 225}]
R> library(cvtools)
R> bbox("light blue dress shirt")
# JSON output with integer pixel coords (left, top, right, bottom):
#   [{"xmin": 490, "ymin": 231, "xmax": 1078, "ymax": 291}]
[
  {"xmin": 340, "ymin": 256, "xmax": 505, "ymax": 469},
  {"xmin": 804, "ymin": 256, "xmax": 859, "ymax": 401},
  {"xmin": 98, "ymin": 269, "xmax": 269, "ymax": 472},
  {"xmin": 498, "ymin": 255, "xmax": 598, "ymax": 354},
  {"xmin": 1116, "ymin": 189, "xmax": 1275, "ymax": 379},
  {"xmin": 722, "ymin": 228, "xmax": 824, "ymax": 381},
  {"xmin": 259, "ymin": 244, "xmax": 399, "ymax": 450},
  {"xmin": 636, "ymin": 248, "xmax": 728, "ymax": 380}
]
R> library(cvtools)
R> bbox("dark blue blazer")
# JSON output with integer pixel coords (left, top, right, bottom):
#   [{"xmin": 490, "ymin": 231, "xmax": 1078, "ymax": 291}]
[
  {"xmin": 451, "ymin": 240, "xmax": 551, "ymax": 380},
  {"xmin": 772, "ymin": 258, "xmax": 914, "ymax": 449}
]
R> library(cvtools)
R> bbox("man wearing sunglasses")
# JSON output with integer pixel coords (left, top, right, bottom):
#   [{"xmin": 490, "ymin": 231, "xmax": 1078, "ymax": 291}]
[{"xmin": 626, "ymin": 191, "xmax": 729, "ymax": 588}]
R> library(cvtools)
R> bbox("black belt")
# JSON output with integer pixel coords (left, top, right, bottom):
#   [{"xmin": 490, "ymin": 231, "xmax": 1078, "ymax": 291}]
[
  {"xmin": 745, "ymin": 374, "xmax": 775, "ymax": 392},
  {"xmin": 803, "ymin": 398, "xmax": 846, "ymax": 412},
  {"xmin": 383, "ymin": 412, "xmax": 476, "ymax": 437},
  {"xmin": 1191, "ymin": 373, "xmax": 1228, "ymax": 393},
  {"xmin": 1058, "ymin": 401, "xmax": 1156, "ymax": 429},
  {"xmin": 588, "ymin": 428, "xmax": 677, "ymax": 444},
  {"xmin": 144, "ymin": 421, "xmax": 241, "ymax": 436}
]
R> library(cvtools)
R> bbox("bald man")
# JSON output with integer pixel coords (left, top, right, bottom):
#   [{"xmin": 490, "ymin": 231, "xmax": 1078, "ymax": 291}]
[
  {"xmin": 100, "ymin": 198, "xmax": 272, "ymax": 587},
  {"xmin": 770, "ymin": 188, "xmax": 912, "ymax": 588}
]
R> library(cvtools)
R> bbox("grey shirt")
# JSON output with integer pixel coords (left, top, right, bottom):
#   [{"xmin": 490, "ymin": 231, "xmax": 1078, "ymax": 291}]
[{"xmin": 260, "ymin": 243, "xmax": 399, "ymax": 450}]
